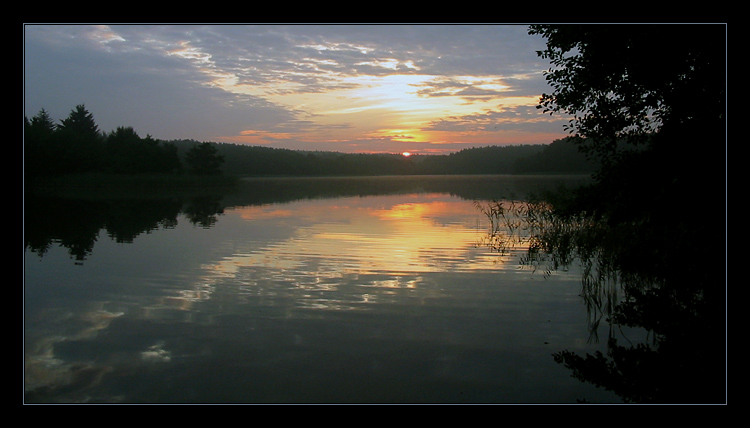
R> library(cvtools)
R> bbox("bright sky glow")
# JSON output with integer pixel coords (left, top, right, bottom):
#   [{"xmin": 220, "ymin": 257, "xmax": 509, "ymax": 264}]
[{"xmin": 24, "ymin": 24, "xmax": 570, "ymax": 153}]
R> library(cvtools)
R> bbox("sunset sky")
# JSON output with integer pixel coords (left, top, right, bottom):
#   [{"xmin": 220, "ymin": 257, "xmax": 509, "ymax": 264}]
[{"xmin": 24, "ymin": 24, "xmax": 571, "ymax": 154}]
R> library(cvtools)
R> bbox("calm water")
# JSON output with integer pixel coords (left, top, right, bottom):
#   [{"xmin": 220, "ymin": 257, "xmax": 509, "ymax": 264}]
[{"xmin": 25, "ymin": 175, "xmax": 635, "ymax": 404}]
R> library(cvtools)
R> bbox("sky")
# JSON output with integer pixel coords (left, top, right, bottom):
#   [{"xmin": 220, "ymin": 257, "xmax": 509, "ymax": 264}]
[{"xmin": 24, "ymin": 24, "xmax": 571, "ymax": 154}]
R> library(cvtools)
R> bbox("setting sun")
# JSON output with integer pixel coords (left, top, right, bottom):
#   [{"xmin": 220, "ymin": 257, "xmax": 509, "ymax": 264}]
[{"xmin": 402, "ymin": 152, "xmax": 412, "ymax": 157}]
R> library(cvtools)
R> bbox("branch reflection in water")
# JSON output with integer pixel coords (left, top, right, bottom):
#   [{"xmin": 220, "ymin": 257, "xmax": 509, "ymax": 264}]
[
  {"xmin": 476, "ymin": 199, "xmax": 622, "ymax": 337},
  {"xmin": 475, "ymin": 197, "xmax": 725, "ymax": 404}
]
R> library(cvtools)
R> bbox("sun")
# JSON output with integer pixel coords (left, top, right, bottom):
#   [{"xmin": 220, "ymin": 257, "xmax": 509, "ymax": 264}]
[{"xmin": 401, "ymin": 152, "xmax": 412, "ymax": 157}]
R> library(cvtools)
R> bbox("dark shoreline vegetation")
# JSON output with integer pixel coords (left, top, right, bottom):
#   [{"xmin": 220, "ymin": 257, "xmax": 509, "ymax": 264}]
[{"xmin": 24, "ymin": 104, "xmax": 598, "ymax": 192}]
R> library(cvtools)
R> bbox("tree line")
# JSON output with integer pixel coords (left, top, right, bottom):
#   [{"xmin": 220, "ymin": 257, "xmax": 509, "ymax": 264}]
[
  {"xmin": 163, "ymin": 138, "xmax": 596, "ymax": 177},
  {"xmin": 24, "ymin": 105, "xmax": 225, "ymax": 180},
  {"xmin": 24, "ymin": 104, "xmax": 597, "ymax": 182}
]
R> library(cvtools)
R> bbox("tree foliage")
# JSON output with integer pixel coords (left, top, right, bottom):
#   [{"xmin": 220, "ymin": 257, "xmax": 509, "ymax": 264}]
[
  {"xmin": 185, "ymin": 142, "xmax": 224, "ymax": 175},
  {"xmin": 512, "ymin": 137, "xmax": 597, "ymax": 174},
  {"xmin": 529, "ymin": 24, "xmax": 726, "ymax": 221},
  {"xmin": 104, "ymin": 127, "xmax": 181, "ymax": 174},
  {"xmin": 25, "ymin": 105, "xmax": 187, "ymax": 179},
  {"xmin": 526, "ymin": 24, "xmax": 726, "ymax": 403},
  {"xmin": 529, "ymin": 24, "xmax": 725, "ymax": 168},
  {"xmin": 53, "ymin": 104, "xmax": 105, "ymax": 173},
  {"xmin": 25, "ymin": 109, "xmax": 59, "ymax": 177}
]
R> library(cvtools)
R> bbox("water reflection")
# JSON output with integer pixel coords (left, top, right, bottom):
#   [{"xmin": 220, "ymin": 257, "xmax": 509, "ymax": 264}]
[
  {"xmin": 192, "ymin": 194, "xmax": 518, "ymax": 318},
  {"xmin": 26, "ymin": 175, "xmax": 582, "ymax": 265},
  {"xmin": 476, "ymin": 198, "xmax": 726, "ymax": 404},
  {"xmin": 27, "ymin": 175, "xmax": 625, "ymax": 404},
  {"xmin": 24, "ymin": 193, "xmax": 223, "ymax": 263},
  {"xmin": 215, "ymin": 196, "xmax": 500, "ymax": 275}
]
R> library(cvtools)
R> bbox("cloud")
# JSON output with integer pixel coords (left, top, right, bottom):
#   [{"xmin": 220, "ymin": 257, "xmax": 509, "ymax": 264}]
[
  {"xmin": 424, "ymin": 105, "xmax": 567, "ymax": 134},
  {"xmin": 24, "ymin": 24, "xmax": 564, "ymax": 152},
  {"xmin": 412, "ymin": 76, "xmax": 513, "ymax": 102},
  {"xmin": 25, "ymin": 25, "xmax": 296, "ymax": 139}
]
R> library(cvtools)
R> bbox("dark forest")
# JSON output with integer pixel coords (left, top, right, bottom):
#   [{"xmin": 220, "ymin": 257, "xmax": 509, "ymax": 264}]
[{"xmin": 24, "ymin": 104, "xmax": 597, "ymax": 181}]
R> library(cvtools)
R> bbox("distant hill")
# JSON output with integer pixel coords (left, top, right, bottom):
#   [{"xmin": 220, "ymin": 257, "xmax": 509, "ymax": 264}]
[
  {"xmin": 512, "ymin": 137, "xmax": 599, "ymax": 174},
  {"xmin": 168, "ymin": 138, "xmax": 595, "ymax": 177}
]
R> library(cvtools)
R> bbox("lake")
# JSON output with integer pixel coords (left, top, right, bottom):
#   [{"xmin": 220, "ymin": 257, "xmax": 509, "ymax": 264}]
[{"xmin": 25, "ymin": 174, "xmax": 640, "ymax": 404}]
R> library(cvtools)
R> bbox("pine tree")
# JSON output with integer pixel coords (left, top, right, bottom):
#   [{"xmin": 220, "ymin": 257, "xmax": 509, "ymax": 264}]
[
  {"xmin": 25, "ymin": 109, "xmax": 61, "ymax": 177},
  {"xmin": 56, "ymin": 104, "xmax": 104, "ymax": 173}
]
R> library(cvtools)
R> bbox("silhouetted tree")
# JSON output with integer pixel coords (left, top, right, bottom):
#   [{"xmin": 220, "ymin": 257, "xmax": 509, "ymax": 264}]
[
  {"xmin": 25, "ymin": 108, "xmax": 57, "ymax": 138},
  {"xmin": 529, "ymin": 24, "xmax": 725, "ymax": 169},
  {"xmin": 185, "ymin": 142, "xmax": 224, "ymax": 175},
  {"xmin": 25, "ymin": 105, "xmax": 188, "ymax": 179},
  {"xmin": 512, "ymin": 137, "xmax": 598, "ymax": 174},
  {"xmin": 153, "ymin": 139, "xmax": 182, "ymax": 174},
  {"xmin": 527, "ymin": 24, "xmax": 726, "ymax": 403},
  {"xmin": 25, "ymin": 109, "xmax": 59, "ymax": 177},
  {"xmin": 103, "ymin": 127, "xmax": 181, "ymax": 174},
  {"xmin": 55, "ymin": 104, "xmax": 104, "ymax": 173},
  {"xmin": 529, "ymin": 24, "xmax": 726, "ymax": 222},
  {"xmin": 105, "ymin": 126, "xmax": 143, "ymax": 173}
]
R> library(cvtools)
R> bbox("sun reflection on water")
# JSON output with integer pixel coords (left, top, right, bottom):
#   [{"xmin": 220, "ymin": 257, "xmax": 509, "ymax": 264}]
[{"xmin": 184, "ymin": 194, "xmax": 527, "ymax": 313}]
